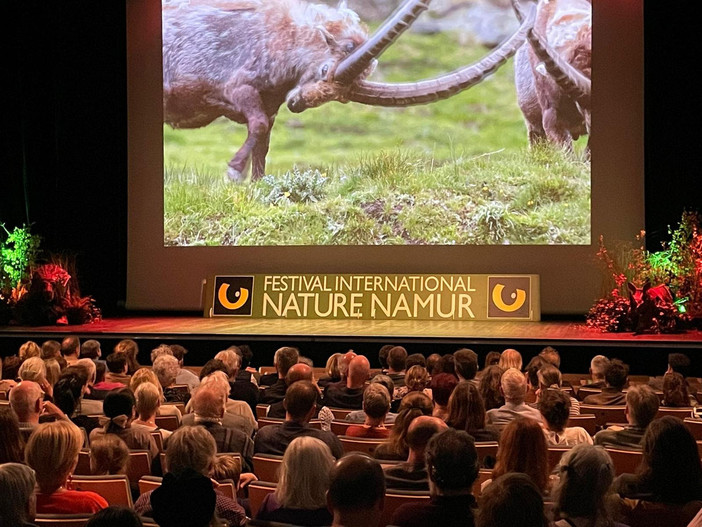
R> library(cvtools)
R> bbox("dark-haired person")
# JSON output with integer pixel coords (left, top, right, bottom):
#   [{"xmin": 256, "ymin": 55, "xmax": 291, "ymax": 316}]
[
  {"xmin": 476, "ymin": 473, "xmax": 550, "ymax": 527},
  {"xmin": 426, "ymin": 353, "xmax": 442, "ymax": 376},
  {"xmin": 80, "ymin": 339, "xmax": 102, "ymax": 360},
  {"xmin": 345, "ymin": 375, "xmax": 398, "ymax": 424},
  {"xmin": 61, "ymin": 335, "xmax": 80, "ymax": 365},
  {"xmin": 406, "ymin": 353, "xmax": 426, "ymax": 370},
  {"xmin": 582, "ymin": 359, "xmax": 629, "ymax": 405},
  {"xmin": 378, "ymin": 344, "xmax": 394, "ymax": 373},
  {"xmin": 649, "ymin": 352, "xmax": 697, "ymax": 393},
  {"xmin": 104, "ymin": 352, "xmax": 131, "ymax": 387},
  {"xmin": 454, "ymin": 348, "xmax": 479, "ymax": 386},
  {"xmin": 662, "ymin": 371, "xmax": 696, "ymax": 407},
  {"xmin": 171, "ymin": 343, "xmax": 201, "ymax": 392},
  {"xmin": 479, "ymin": 365, "xmax": 505, "ymax": 412},
  {"xmin": 114, "ymin": 339, "xmax": 141, "ymax": 375},
  {"xmin": 0, "ymin": 406, "xmax": 25, "ymax": 464},
  {"xmin": 373, "ymin": 392, "xmax": 433, "ymax": 461},
  {"xmin": 483, "ymin": 351, "xmax": 501, "ymax": 369},
  {"xmin": 446, "ymin": 381, "xmax": 499, "ymax": 441},
  {"xmin": 86, "ymin": 506, "xmax": 144, "ymax": 527},
  {"xmin": 54, "ymin": 367, "xmax": 103, "ymax": 429},
  {"xmin": 391, "ymin": 429, "xmax": 479, "ymax": 527},
  {"xmin": 540, "ymin": 389, "xmax": 592, "ymax": 447},
  {"xmin": 261, "ymin": 346, "xmax": 300, "ymax": 403},
  {"xmin": 387, "ymin": 346, "xmax": 408, "ymax": 388},
  {"xmin": 327, "ymin": 454, "xmax": 386, "ymax": 527},
  {"xmin": 430, "ymin": 372, "xmax": 458, "ymax": 421},
  {"xmin": 594, "ymin": 384, "xmax": 659, "ymax": 450}
]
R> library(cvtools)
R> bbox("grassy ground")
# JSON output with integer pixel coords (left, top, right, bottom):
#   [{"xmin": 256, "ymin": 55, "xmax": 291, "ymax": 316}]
[{"xmin": 164, "ymin": 28, "xmax": 590, "ymax": 246}]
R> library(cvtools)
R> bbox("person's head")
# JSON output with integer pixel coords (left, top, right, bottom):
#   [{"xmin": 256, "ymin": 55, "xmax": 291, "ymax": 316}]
[
  {"xmin": 369, "ymin": 374, "xmax": 395, "ymax": 398},
  {"xmin": 426, "ymin": 429, "xmax": 479, "ymax": 496},
  {"xmin": 625, "ymin": 384, "xmax": 660, "ymax": 428},
  {"xmin": 53, "ymin": 373, "xmax": 85, "ymax": 417},
  {"xmin": 277, "ymin": 436, "xmax": 335, "ymax": 509},
  {"xmin": 25, "ymin": 420, "xmax": 83, "ymax": 493},
  {"xmin": 539, "ymin": 389, "xmax": 571, "ymax": 433},
  {"xmin": 406, "ymin": 353, "xmax": 426, "ymax": 370},
  {"xmin": 94, "ymin": 361, "xmax": 106, "ymax": 384},
  {"xmin": 80, "ymin": 339, "xmax": 102, "ymax": 360},
  {"xmin": 9, "ymin": 380, "xmax": 43, "ymax": 422},
  {"xmin": 339, "ymin": 351, "xmax": 357, "ymax": 380},
  {"xmin": 406, "ymin": 416, "xmax": 447, "ymax": 458},
  {"xmin": 1, "ymin": 355, "xmax": 21, "ymax": 381},
  {"xmin": 102, "ymin": 388, "xmax": 137, "ymax": 433},
  {"xmin": 404, "ymin": 365, "xmax": 430, "ymax": 392},
  {"xmin": 501, "ymin": 368, "xmax": 527, "ymax": 403},
  {"xmin": 325, "ymin": 353, "xmax": 343, "ymax": 380},
  {"xmin": 151, "ymin": 468, "xmax": 217, "ymax": 527},
  {"xmin": 0, "ymin": 462, "xmax": 37, "ymax": 525},
  {"xmin": 590, "ymin": 354, "xmax": 610, "ymax": 381},
  {"xmin": 214, "ymin": 349, "xmax": 240, "ymax": 378},
  {"xmin": 426, "ymin": 353, "xmax": 442, "ymax": 375},
  {"xmin": 44, "ymin": 358, "xmax": 61, "ymax": 387},
  {"xmin": 499, "ymin": 348, "xmax": 523, "ymax": 371},
  {"xmin": 435, "ymin": 354, "xmax": 456, "ymax": 375},
  {"xmin": 348, "ymin": 355, "xmax": 371, "ymax": 388},
  {"xmin": 285, "ymin": 362, "xmax": 314, "ymax": 386},
  {"xmin": 524, "ymin": 355, "xmax": 546, "ymax": 390},
  {"xmin": 90, "ymin": 434, "xmax": 130, "ymax": 475},
  {"xmin": 493, "ymin": 417, "xmax": 549, "ymax": 493},
  {"xmin": 153, "ymin": 354, "xmax": 180, "ymax": 388},
  {"xmin": 232, "ymin": 344, "xmax": 253, "ymax": 370},
  {"xmin": 61, "ymin": 336, "xmax": 80, "ymax": 358},
  {"xmin": 192, "ymin": 385, "xmax": 226, "ymax": 419},
  {"xmin": 211, "ymin": 454, "xmax": 242, "ymax": 483},
  {"xmin": 130, "ymin": 368, "xmax": 164, "ymax": 401},
  {"xmin": 476, "ymin": 472, "xmax": 549, "ymax": 527},
  {"xmin": 19, "ymin": 340, "xmax": 41, "ymax": 361},
  {"xmin": 639, "ymin": 416, "xmax": 702, "ymax": 503},
  {"xmin": 454, "ymin": 348, "xmax": 478, "ymax": 381},
  {"xmin": 298, "ymin": 356, "xmax": 314, "ymax": 368},
  {"xmin": 384, "ymin": 392, "xmax": 434, "ymax": 457},
  {"xmin": 479, "ymin": 365, "xmax": 505, "ymax": 411},
  {"xmin": 363, "ymin": 383, "xmax": 391, "ymax": 421},
  {"xmin": 536, "ymin": 364, "xmax": 562, "ymax": 395},
  {"xmin": 446, "ymin": 381, "xmax": 487, "ymax": 433},
  {"xmin": 41, "ymin": 339, "xmax": 61, "ymax": 360},
  {"xmin": 106, "ymin": 352, "xmax": 128, "ymax": 375},
  {"xmin": 430, "ymin": 373, "xmax": 459, "ymax": 408},
  {"xmin": 114, "ymin": 339, "xmax": 140, "ymax": 374},
  {"xmin": 284, "ymin": 380, "xmax": 318, "ymax": 422},
  {"xmin": 604, "ymin": 359, "xmax": 629, "ymax": 390},
  {"xmin": 150, "ymin": 344, "xmax": 173, "ymax": 364},
  {"xmin": 0, "ymin": 406, "xmax": 24, "ymax": 464},
  {"xmin": 327, "ymin": 454, "xmax": 385, "ymax": 525},
  {"xmin": 274, "ymin": 346, "xmax": 300, "ymax": 378},
  {"xmin": 484, "ymin": 351, "xmax": 501, "ymax": 368},
  {"xmin": 18, "ymin": 356, "xmax": 47, "ymax": 384},
  {"xmin": 378, "ymin": 345, "xmax": 394, "ymax": 370},
  {"xmin": 170, "ymin": 344, "xmax": 189, "ymax": 365},
  {"xmin": 86, "ymin": 506, "xmax": 144, "ymax": 527},
  {"xmin": 387, "ymin": 346, "xmax": 408, "ymax": 373},
  {"xmin": 76, "ymin": 358, "xmax": 97, "ymax": 387},
  {"xmin": 198, "ymin": 359, "xmax": 228, "ymax": 380},
  {"xmin": 135, "ymin": 382, "xmax": 161, "ymax": 421},
  {"xmin": 663, "ymin": 371, "xmax": 690, "ymax": 407},
  {"xmin": 166, "ymin": 425, "xmax": 217, "ymax": 475},
  {"xmin": 552, "ymin": 444, "xmax": 615, "ymax": 523},
  {"xmin": 199, "ymin": 371, "xmax": 231, "ymax": 399},
  {"xmin": 539, "ymin": 346, "xmax": 561, "ymax": 368},
  {"xmin": 668, "ymin": 352, "xmax": 691, "ymax": 377}
]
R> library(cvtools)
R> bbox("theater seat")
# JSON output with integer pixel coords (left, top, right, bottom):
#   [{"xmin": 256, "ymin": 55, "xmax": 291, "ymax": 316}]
[
  {"xmin": 70, "ymin": 474, "xmax": 133, "ymax": 507},
  {"xmin": 248, "ymin": 480, "xmax": 277, "ymax": 517},
  {"xmin": 618, "ymin": 498, "xmax": 702, "ymax": 527},
  {"xmin": 34, "ymin": 514, "xmax": 92, "ymax": 527},
  {"xmin": 253, "ymin": 454, "xmax": 283, "ymax": 483},
  {"xmin": 605, "ymin": 448, "xmax": 643, "ymax": 475},
  {"xmin": 380, "ymin": 491, "xmax": 431, "ymax": 527}
]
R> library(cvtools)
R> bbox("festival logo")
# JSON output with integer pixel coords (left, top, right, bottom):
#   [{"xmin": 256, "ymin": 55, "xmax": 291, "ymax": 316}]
[
  {"xmin": 213, "ymin": 276, "xmax": 254, "ymax": 315},
  {"xmin": 488, "ymin": 276, "xmax": 530, "ymax": 318}
]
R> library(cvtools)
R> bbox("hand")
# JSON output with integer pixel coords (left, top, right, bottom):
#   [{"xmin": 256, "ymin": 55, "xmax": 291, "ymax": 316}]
[
  {"xmin": 39, "ymin": 378, "xmax": 53, "ymax": 398},
  {"xmin": 238, "ymin": 472, "xmax": 258, "ymax": 488},
  {"xmin": 42, "ymin": 401, "xmax": 68, "ymax": 420}
]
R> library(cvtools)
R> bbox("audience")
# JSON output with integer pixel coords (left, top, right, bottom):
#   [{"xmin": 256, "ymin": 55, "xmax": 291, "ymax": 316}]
[
  {"xmin": 383, "ymin": 416, "xmax": 448, "ymax": 491},
  {"xmin": 114, "ymin": 339, "xmax": 141, "ymax": 375},
  {"xmin": 318, "ymin": 352, "xmax": 342, "ymax": 389},
  {"xmin": 430, "ymin": 372, "xmax": 459, "ymax": 421},
  {"xmin": 386, "ymin": 346, "xmax": 409, "ymax": 387},
  {"xmin": 130, "ymin": 367, "xmax": 182, "ymax": 421},
  {"xmin": 26, "ymin": 420, "xmax": 108, "ymax": 514},
  {"xmin": 446, "ymin": 381, "xmax": 499, "ymax": 441},
  {"xmin": 346, "ymin": 383, "xmax": 391, "ymax": 438},
  {"xmin": 479, "ymin": 365, "xmax": 505, "ymax": 411},
  {"xmin": 86, "ymin": 506, "xmax": 144, "ymax": 527},
  {"xmin": 476, "ymin": 472, "xmax": 550, "ymax": 527},
  {"xmin": 485, "ymin": 368, "xmax": 542, "ymax": 428},
  {"xmin": 498, "ymin": 348, "xmax": 523, "ymax": 371},
  {"xmin": 540, "ymin": 389, "xmax": 592, "ymax": 447},
  {"xmin": 536, "ymin": 364, "xmax": 581, "ymax": 415},
  {"xmin": 594, "ymin": 384, "xmax": 660, "ymax": 449},
  {"xmin": 53, "ymin": 371, "xmax": 102, "ymax": 434},
  {"xmin": 154, "ymin": 354, "xmax": 190, "ymax": 404},
  {"xmin": 104, "ymin": 352, "xmax": 131, "ymax": 387},
  {"xmin": 0, "ymin": 406, "xmax": 25, "ymax": 464},
  {"xmin": 373, "ymin": 391, "xmax": 433, "ymax": 460},
  {"xmin": 582, "ymin": 359, "xmax": 629, "ymax": 405},
  {"xmin": 391, "ymin": 429, "xmax": 479, "ymax": 527},
  {"xmin": 327, "ymin": 453, "xmax": 386, "ymax": 527},
  {"xmin": 61, "ymin": 336, "xmax": 81, "ymax": 365},
  {"xmin": 261, "ymin": 346, "xmax": 300, "ymax": 404},
  {"xmin": 255, "ymin": 436, "xmax": 335, "ymax": 526},
  {"xmin": 0, "ymin": 462, "xmax": 37, "ymax": 527},
  {"xmin": 649, "ymin": 352, "xmax": 694, "ymax": 391},
  {"xmin": 324, "ymin": 354, "xmax": 370, "ymax": 409},
  {"xmin": 662, "ymin": 371, "xmax": 694, "ymax": 407},
  {"xmin": 266, "ymin": 362, "xmax": 317, "ymax": 418},
  {"xmin": 454, "ymin": 348, "xmax": 479, "ymax": 386}
]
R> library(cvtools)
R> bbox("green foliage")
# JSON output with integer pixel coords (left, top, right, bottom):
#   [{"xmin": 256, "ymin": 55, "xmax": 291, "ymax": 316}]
[
  {"xmin": 0, "ymin": 224, "xmax": 41, "ymax": 296},
  {"xmin": 259, "ymin": 167, "xmax": 328, "ymax": 205}
]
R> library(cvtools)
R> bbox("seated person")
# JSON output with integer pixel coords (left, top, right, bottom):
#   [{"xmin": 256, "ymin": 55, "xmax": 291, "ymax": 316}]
[
  {"xmin": 0, "ymin": 462, "xmax": 37, "ymax": 527},
  {"xmin": 345, "ymin": 375, "xmax": 398, "ymax": 424},
  {"xmin": 346, "ymin": 383, "xmax": 391, "ymax": 438},
  {"xmin": 594, "ymin": 384, "xmax": 660, "ymax": 450},
  {"xmin": 154, "ymin": 354, "xmax": 190, "ymax": 405},
  {"xmin": 90, "ymin": 434, "xmax": 141, "ymax": 503},
  {"xmin": 103, "ymin": 352, "xmax": 131, "ymax": 388},
  {"xmin": 582, "ymin": 359, "xmax": 628, "ymax": 405},
  {"xmin": 430, "ymin": 373, "xmax": 459, "ymax": 421},
  {"xmin": 394, "ymin": 365, "xmax": 432, "ymax": 400},
  {"xmin": 391, "ymin": 429, "xmax": 479, "ymax": 527},
  {"xmin": 324, "ymin": 355, "xmax": 370, "ymax": 410},
  {"xmin": 476, "ymin": 473, "xmax": 550, "ymax": 527},
  {"xmin": 318, "ymin": 353, "xmax": 343, "ymax": 389},
  {"xmin": 261, "ymin": 347, "xmax": 299, "ymax": 404},
  {"xmin": 327, "ymin": 453, "xmax": 386, "ymax": 527},
  {"xmin": 373, "ymin": 392, "xmax": 433, "ymax": 461},
  {"xmin": 267, "ymin": 363, "xmax": 318, "ymax": 419},
  {"xmin": 254, "ymin": 380, "xmax": 344, "ymax": 458},
  {"xmin": 132, "ymin": 382, "xmax": 172, "ymax": 443},
  {"xmin": 536, "ymin": 364, "xmax": 580, "ymax": 415},
  {"xmin": 86, "ymin": 506, "xmax": 144, "ymax": 527},
  {"xmin": 384, "ymin": 416, "xmax": 447, "ymax": 491},
  {"xmin": 255, "ymin": 436, "xmax": 334, "ymax": 526},
  {"xmin": 485, "ymin": 368, "xmax": 542, "ymax": 429},
  {"xmin": 661, "ymin": 371, "xmax": 696, "ymax": 407},
  {"xmin": 578, "ymin": 354, "xmax": 610, "ymax": 395},
  {"xmin": 26, "ymin": 421, "xmax": 108, "ymax": 514},
  {"xmin": 453, "ymin": 348, "xmax": 479, "ymax": 386},
  {"xmin": 649, "ymin": 352, "xmax": 698, "ymax": 393},
  {"xmin": 539, "ymin": 389, "xmax": 592, "ymax": 447},
  {"xmin": 386, "ymin": 346, "xmax": 408, "ymax": 388},
  {"xmin": 446, "ymin": 381, "xmax": 499, "ymax": 442},
  {"xmin": 134, "ymin": 425, "xmax": 247, "ymax": 526}
]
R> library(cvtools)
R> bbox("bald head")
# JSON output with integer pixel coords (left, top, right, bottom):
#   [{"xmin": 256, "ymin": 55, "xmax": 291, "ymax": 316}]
[
  {"xmin": 339, "ymin": 351, "xmax": 357, "ymax": 380},
  {"xmin": 192, "ymin": 386, "xmax": 225, "ymax": 419},
  {"xmin": 328, "ymin": 454, "xmax": 385, "ymax": 518},
  {"xmin": 286, "ymin": 363, "xmax": 314, "ymax": 386},
  {"xmin": 348, "ymin": 355, "xmax": 370, "ymax": 388},
  {"xmin": 407, "ymin": 416, "xmax": 448, "ymax": 454},
  {"xmin": 9, "ymin": 381, "xmax": 43, "ymax": 422}
]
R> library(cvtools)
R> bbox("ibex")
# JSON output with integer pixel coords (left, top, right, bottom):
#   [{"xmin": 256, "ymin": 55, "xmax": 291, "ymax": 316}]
[
  {"xmin": 512, "ymin": 0, "xmax": 591, "ymax": 152},
  {"xmin": 163, "ymin": 0, "xmax": 536, "ymax": 181}
]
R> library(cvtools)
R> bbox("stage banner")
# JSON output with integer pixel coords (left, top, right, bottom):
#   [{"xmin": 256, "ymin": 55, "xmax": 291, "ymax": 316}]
[{"xmin": 205, "ymin": 274, "xmax": 540, "ymax": 321}]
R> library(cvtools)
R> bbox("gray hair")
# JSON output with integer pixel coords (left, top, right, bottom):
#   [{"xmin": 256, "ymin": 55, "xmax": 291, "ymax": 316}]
[
  {"xmin": 501, "ymin": 368, "xmax": 527, "ymax": 402},
  {"xmin": 276, "ymin": 436, "xmax": 334, "ymax": 509},
  {"xmin": 18, "ymin": 357, "xmax": 47, "ymax": 383},
  {"xmin": 0, "ymin": 463, "xmax": 36, "ymax": 524},
  {"xmin": 214, "ymin": 350, "xmax": 240, "ymax": 375},
  {"xmin": 590, "ymin": 355, "xmax": 610, "ymax": 377},
  {"xmin": 153, "ymin": 354, "xmax": 180, "ymax": 387}
]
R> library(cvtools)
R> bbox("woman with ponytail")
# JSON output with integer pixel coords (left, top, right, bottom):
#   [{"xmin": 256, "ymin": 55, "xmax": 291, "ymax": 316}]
[{"xmin": 373, "ymin": 391, "xmax": 433, "ymax": 460}]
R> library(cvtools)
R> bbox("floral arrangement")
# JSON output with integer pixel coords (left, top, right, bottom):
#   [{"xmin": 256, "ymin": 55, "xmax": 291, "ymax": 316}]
[{"xmin": 587, "ymin": 211, "xmax": 702, "ymax": 333}]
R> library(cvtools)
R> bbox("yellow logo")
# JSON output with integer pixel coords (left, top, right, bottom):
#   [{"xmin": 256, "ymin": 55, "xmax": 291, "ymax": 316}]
[
  {"xmin": 217, "ymin": 283, "xmax": 250, "ymax": 310},
  {"xmin": 491, "ymin": 283, "xmax": 527, "ymax": 312}
]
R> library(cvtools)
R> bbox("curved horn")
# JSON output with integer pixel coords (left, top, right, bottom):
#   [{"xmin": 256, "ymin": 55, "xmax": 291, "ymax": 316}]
[
  {"xmin": 333, "ymin": 0, "xmax": 432, "ymax": 84},
  {"xmin": 346, "ymin": 3, "xmax": 536, "ymax": 107},
  {"xmin": 527, "ymin": 27, "xmax": 591, "ymax": 107}
]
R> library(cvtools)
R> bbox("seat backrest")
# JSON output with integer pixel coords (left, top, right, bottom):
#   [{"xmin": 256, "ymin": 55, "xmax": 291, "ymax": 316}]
[
  {"xmin": 253, "ymin": 454, "xmax": 283, "ymax": 483},
  {"xmin": 567, "ymin": 414, "xmax": 597, "ymax": 435},
  {"xmin": 329, "ymin": 407, "xmax": 354, "ymax": 420},
  {"xmin": 248, "ymin": 480, "xmax": 277, "ymax": 517},
  {"xmin": 70, "ymin": 474, "xmax": 133, "ymax": 507},
  {"xmin": 0, "ymin": 390, "xmax": 8, "ymax": 400},
  {"xmin": 74, "ymin": 449, "xmax": 92, "ymax": 476},
  {"xmin": 339, "ymin": 436, "xmax": 383, "ymax": 456},
  {"xmin": 256, "ymin": 404, "xmax": 270, "ymax": 418},
  {"xmin": 214, "ymin": 478, "xmax": 236, "ymax": 500},
  {"xmin": 331, "ymin": 420, "xmax": 353, "ymax": 436},
  {"xmin": 605, "ymin": 448, "xmax": 643, "ymax": 475},
  {"xmin": 127, "ymin": 450, "xmax": 152, "ymax": 483},
  {"xmin": 685, "ymin": 418, "xmax": 702, "ymax": 440},
  {"xmin": 154, "ymin": 414, "xmax": 180, "ymax": 432},
  {"xmin": 34, "ymin": 514, "xmax": 92, "ymax": 527},
  {"xmin": 150, "ymin": 431, "xmax": 164, "ymax": 452},
  {"xmin": 547, "ymin": 447, "xmax": 571, "ymax": 471},
  {"xmin": 619, "ymin": 498, "xmax": 702, "ymax": 527},
  {"xmin": 575, "ymin": 387, "xmax": 602, "ymax": 401},
  {"xmin": 657, "ymin": 407, "xmax": 694, "ymax": 420},
  {"xmin": 138, "ymin": 475, "xmax": 163, "ymax": 495},
  {"xmin": 162, "ymin": 402, "xmax": 185, "ymax": 415},
  {"xmin": 257, "ymin": 417, "xmax": 285, "ymax": 429},
  {"xmin": 475, "ymin": 441, "xmax": 499, "ymax": 465},
  {"xmin": 579, "ymin": 405, "xmax": 627, "ymax": 427},
  {"xmin": 380, "ymin": 491, "xmax": 431, "ymax": 527}
]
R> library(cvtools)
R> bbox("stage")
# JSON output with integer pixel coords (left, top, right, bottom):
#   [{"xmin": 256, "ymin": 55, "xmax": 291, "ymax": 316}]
[{"xmin": 2, "ymin": 316, "xmax": 702, "ymax": 376}]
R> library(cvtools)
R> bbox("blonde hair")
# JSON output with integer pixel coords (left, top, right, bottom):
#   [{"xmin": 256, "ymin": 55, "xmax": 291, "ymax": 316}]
[
  {"xmin": 18, "ymin": 357, "xmax": 47, "ymax": 383},
  {"xmin": 404, "ymin": 365, "xmax": 430, "ymax": 392},
  {"xmin": 325, "ymin": 353, "xmax": 342, "ymax": 379},
  {"xmin": 167, "ymin": 426, "xmax": 216, "ymax": 475},
  {"xmin": 130, "ymin": 368, "xmax": 164, "ymax": 401},
  {"xmin": 212, "ymin": 454, "xmax": 242, "ymax": 483},
  {"xmin": 45, "ymin": 359, "xmax": 61, "ymax": 387},
  {"xmin": 90, "ymin": 434, "xmax": 130, "ymax": 475},
  {"xmin": 135, "ymin": 382, "xmax": 161, "ymax": 420},
  {"xmin": 214, "ymin": 350, "xmax": 239, "ymax": 376},
  {"xmin": 25, "ymin": 420, "xmax": 83, "ymax": 493},
  {"xmin": 499, "ymin": 349, "xmax": 523, "ymax": 371},
  {"xmin": 76, "ymin": 358, "xmax": 97, "ymax": 385},
  {"xmin": 276, "ymin": 436, "xmax": 334, "ymax": 509},
  {"xmin": 19, "ymin": 341, "xmax": 41, "ymax": 360}
]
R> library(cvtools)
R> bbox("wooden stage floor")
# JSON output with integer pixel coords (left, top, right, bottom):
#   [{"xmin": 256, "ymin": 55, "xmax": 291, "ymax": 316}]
[{"xmin": 2, "ymin": 316, "xmax": 702, "ymax": 349}]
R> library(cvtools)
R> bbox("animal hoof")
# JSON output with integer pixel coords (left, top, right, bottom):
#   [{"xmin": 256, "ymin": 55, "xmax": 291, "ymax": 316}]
[{"xmin": 227, "ymin": 167, "xmax": 245, "ymax": 183}]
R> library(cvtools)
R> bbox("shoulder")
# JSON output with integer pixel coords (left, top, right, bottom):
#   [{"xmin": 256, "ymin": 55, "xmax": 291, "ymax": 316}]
[{"xmin": 68, "ymin": 489, "xmax": 109, "ymax": 510}]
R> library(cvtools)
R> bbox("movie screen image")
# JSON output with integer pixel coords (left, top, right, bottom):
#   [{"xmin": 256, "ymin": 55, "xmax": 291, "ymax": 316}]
[{"xmin": 162, "ymin": 0, "xmax": 591, "ymax": 247}]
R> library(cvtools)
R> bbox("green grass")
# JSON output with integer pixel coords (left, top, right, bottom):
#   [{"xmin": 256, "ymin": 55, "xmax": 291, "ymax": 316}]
[{"xmin": 164, "ymin": 28, "xmax": 590, "ymax": 246}]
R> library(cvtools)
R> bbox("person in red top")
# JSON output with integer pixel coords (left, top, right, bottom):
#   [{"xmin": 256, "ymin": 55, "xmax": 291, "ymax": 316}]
[
  {"xmin": 346, "ymin": 383, "xmax": 391, "ymax": 439},
  {"xmin": 25, "ymin": 420, "xmax": 108, "ymax": 514}
]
